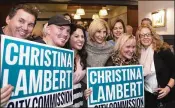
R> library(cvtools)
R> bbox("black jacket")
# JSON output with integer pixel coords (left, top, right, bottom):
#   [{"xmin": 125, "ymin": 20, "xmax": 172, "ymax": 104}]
[
  {"xmin": 32, "ymin": 36, "xmax": 46, "ymax": 44},
  {"xmin": 154, "ymin": 48, "xmax": 175, "ymax": 102}
]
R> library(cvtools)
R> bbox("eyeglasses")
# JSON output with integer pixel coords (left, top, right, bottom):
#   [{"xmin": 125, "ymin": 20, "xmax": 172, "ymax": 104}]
[{"xmin": 140, "ymin": 33, "xmax": 152, "ymax": 38}]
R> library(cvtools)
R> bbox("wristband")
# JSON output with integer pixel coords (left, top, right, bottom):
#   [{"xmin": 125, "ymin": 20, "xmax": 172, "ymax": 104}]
[{"xmin": 166, "ymin": 85, "xmax": 172, "ymax": 90}]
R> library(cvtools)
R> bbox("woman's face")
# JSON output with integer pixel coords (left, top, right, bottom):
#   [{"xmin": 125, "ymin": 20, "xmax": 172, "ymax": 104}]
[
  {"xmin": 94, "ymin": 28, "xmax": 107, "ymax": 44},
  {"xmin": 70, "ymin": 28, "xmax": 85, "ymax": 50},
  {"xmin": 120, "ymin": 39, "xmax": 136, "ymax": 60},
  {"xmin": 140, "ymin": 28, "xmax": 153, "ymax": 48},
  {"xmin": 112, "ymin": 22, "xmax": 124, "ymax": 39}
]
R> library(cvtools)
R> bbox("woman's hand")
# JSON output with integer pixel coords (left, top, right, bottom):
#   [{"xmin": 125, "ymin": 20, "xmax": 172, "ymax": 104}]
[
  {"xmin": 156, "ymin": 86, "xmax": 171, "ymax": 99},
  {"xmin": 73, "ymin": 70, "xmax": 85, "ymax": 84},
  {"xmin": 84, "ymin": 88, "xmax": 92, "ymax": 100},
  {"xmin": 1, "ymin": 85, "xmax": 13, "ymax": 107}
]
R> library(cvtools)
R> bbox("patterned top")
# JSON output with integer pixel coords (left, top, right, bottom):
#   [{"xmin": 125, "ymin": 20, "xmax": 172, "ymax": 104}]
[{"xmin": 105, "ymin": 51, "xmax": 139, "ymax": 66}]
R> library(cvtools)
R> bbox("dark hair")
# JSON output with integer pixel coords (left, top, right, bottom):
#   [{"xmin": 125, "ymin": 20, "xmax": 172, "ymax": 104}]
[
  {"xmin": 8, "ymin": 4, "xmax": 38, "ymax": 24},
  {"xmin": 111, "ymin": 19, "xmax": 126, "ymax": 33},
  {"xmin": 65, "ymin": 25, "xmax": 87, "ymax": 70},
  {"xmin": 63, "ymin": 13, "xmax": 74, "ymax": 23},
  {"xmin": 141, "ymin": 18, "xmax": 152, "ymax": 26}
]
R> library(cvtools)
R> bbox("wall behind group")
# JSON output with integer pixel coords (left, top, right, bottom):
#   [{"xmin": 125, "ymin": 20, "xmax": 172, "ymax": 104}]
[
  {"xmin": 108, "ymin": 6, "xmax": 127, "ymax": 26},
  {"xmin": 138, "ymin": 1, "xmax": 174, "ymax": 35}
]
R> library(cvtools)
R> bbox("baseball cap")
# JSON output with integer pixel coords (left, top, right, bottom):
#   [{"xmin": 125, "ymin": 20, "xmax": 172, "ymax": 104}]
[{"xmin": 48, "ymin": 14, "xmax": 72, "ymax": 26}]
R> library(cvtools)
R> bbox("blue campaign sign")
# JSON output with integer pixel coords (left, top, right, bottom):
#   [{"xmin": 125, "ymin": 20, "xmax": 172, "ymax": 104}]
[
  {"xmin": 87, "ymin": 65, "xmax": 144, "ymax": 108},
  {"xmin": 0, "ymin": 35, "xmax": 74, "ymax": 107}
]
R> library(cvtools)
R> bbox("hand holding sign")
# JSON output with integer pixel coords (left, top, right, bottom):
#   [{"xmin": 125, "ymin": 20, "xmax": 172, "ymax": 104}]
[
  {"xmin": 87, "ymin": 65, "xmax": 144, "ymax": 108},
  {"xmin": 84, "ymin": 88, "xmax": 92, "ymax": 100},
  {"xmin": 0, "ymin": 85, "xmax": 14, "ymax": 107},
  {"xmin": 1, "ymin": 35, "xmax": 74, "ymax": 107}
]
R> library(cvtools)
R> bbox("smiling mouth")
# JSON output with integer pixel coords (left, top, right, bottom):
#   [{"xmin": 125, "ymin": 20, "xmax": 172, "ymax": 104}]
[
  {"xmin": 19, "ymin": 31, "xmax": 27, "ymax": 36},
  {"xmin": 97, "ymin": 38, "xmax": 104, "ymax": 41},
  {"xmin": 143, "ymin": 40, "xmax": 150, "ymax": 43},
  {"xmin": 116, "ymin": 32, "xmax": 121, "ymax": 35},
  {"xmin": 60, "ymin": 38, "xmax": 67, "ymax": 43},
  {"xmin": 60, "ymin": 36, "xmax": 68, "ymax": 40},
  {"xmin": 128, "ymin": 54, "xmax": 133, "ymax": 56},
  {"xmin": 77, "ymin": 43, "xmax": 83, "ymax": 46}
]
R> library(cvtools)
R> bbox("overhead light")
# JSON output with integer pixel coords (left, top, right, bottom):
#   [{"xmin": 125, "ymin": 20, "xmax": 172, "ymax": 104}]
[
  {"xmin": 92, "ymin": 14, "xmax": 99, "ymax": 20},
  {"xmin": 74, "ymin": 14, "xmax": 81, "ymax": 19},
  {"xmin": 76, "ymin": 8, "xmax": 85, "ymax": 15},
  {"xmin": 50, "ymin": 0, "xmax": 71, "ymax": 2},
  {"xmin": 99, "ymin": 7, "xmax": 108, "ymax": 16}
]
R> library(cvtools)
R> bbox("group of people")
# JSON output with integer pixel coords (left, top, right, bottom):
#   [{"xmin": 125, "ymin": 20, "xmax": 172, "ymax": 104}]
[{"xmin": 0, "ymin": 4, "xmax": 175, "ymax": 108}]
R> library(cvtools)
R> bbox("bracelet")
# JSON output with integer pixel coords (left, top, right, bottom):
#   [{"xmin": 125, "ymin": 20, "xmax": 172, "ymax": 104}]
[{"xmin": 166, "ymin": 85, "xmax": 172, "ymax": 90}]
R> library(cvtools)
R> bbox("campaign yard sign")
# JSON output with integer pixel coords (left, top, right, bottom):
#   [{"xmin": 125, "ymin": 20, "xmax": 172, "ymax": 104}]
[
  {"xmin": 0, "ymin": 35, "xmax": 74, "ymax": 107},
  {"xmin": 87, "ymin": 65, "xmax": 144, "ymax": 108}
]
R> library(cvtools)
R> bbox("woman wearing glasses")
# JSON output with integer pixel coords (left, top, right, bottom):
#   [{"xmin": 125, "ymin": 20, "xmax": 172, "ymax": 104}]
[{"xmin": 137, "ymin": 24, "xmax": 175, "ymax": 108}]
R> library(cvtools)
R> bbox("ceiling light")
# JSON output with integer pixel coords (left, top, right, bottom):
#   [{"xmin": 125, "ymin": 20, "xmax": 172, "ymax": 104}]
[
  {"xmin": 74, "ymin": 14, "xmax": 81, "ymax": 19},
  {"xmin": 99, "ymin": 7, "xmax": 108, "ymax": 16},
  {"xmin": 76, "ymin": 8, "xmax": 85, "ymax": 15},
  {"xmin": 50, "ymin": 0, "xmax": 71, "ymax": 2},
  {"xmin": 92, "ymin": 14, "xmax": 100, "ymax": 20}
]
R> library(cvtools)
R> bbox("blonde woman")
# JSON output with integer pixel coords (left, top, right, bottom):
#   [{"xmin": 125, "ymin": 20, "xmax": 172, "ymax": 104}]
[
  {"xmin": 86, "ymin": 19, "xmax": 113, "ymax": 67},
  {"xmin": 137, "ymin": 24, "xmax": 175, "ymax": 108},
  {"xmin": 82, "ymin": 19, "xmax": 113, "ymax": 107},
  {"xmin": 105, "ymin": 33, "xmax": 139, "ymax": 66},
  {"xmin": 84, "ymin": 33, "xmax": 139, "ymax": 100}
]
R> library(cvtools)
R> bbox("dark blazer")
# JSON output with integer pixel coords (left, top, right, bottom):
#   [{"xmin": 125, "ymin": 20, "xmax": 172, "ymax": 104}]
[{"xmin": 154, "ymin": 48, "xmax": 175, "ymax": 102}]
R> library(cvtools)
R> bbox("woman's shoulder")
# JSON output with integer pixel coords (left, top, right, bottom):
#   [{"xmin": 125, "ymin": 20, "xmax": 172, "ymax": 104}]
[
  {"xmin": 156, "ymin": 47, "xmax": 174, "ymax": 61},
  {"xmin": 158, "ymin": 47, "xmax": 173, "ymax": 55}
]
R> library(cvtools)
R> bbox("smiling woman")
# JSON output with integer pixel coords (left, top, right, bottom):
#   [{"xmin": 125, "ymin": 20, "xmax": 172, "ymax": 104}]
[
  {"xmin": 86, "ymin": 19, "xmax": 113, "ymax": 67},
  {"xmin": 105, "ymin": 33, "xmax": 139, "ymax": 66},
  {"xmin": 136, "ymin": 24, "xmax": 175, "ymax": 108},
  {"xmin": 64, "ymin": 25, "xmax": 87, "ymax": 108}
]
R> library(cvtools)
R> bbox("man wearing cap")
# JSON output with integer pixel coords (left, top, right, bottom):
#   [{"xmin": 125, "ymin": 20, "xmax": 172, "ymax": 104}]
[{"xmin": 35, "ymin": 14, "xmax": 73, "ymax": 47}]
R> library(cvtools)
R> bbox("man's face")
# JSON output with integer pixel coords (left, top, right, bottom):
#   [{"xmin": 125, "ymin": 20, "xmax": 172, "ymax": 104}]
[
  {"xmin": 48, "ymin": 25, "xmax": 70, "ymax": 47},
  {"xmin": 6, "ymin": 9, "xmax": 36, "ymax": 38},
  {"xmin": 126, "ymin": 26, "xmax": 133, "ymax": 35},
  {"xmin": 76, "ymin": 21, "xmax": 83, "ymax": 27},
  {"xmin": 141, "ymin": 20, "xmax": 151, "ymax": 26}
]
